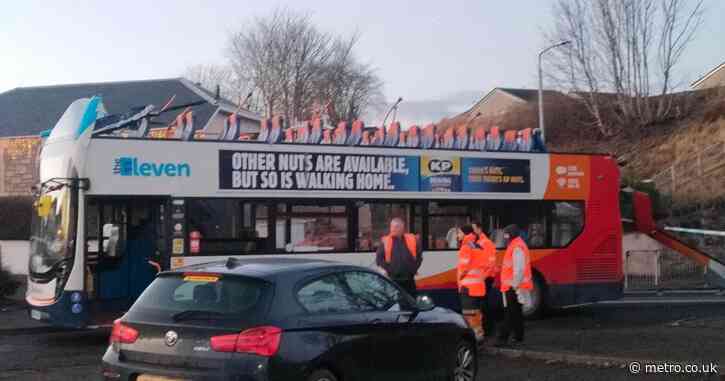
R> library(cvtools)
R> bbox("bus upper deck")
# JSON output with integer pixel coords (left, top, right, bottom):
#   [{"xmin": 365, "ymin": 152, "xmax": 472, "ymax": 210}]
[{"xmin": 27, "ymin": 97, "xmax": 622, "ymax": 328}]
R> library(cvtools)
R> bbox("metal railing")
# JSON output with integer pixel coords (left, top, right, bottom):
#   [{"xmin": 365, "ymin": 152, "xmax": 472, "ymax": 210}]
[{"xmin": 625, "ymin": 249, "xmax": 707, "ymax": 291}]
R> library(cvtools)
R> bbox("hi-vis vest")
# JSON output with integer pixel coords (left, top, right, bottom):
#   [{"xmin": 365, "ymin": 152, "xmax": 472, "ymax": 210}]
[
  {"xmin": 477, "ymin": 233, "xmax": 498, "ymax": 278},
  {"xmin": 500, "ymin": 237, "xmax": 533, "ymax": 292},
  {"xmin": 382, "ymin": 233, "xmax": 418, "ymax": 263},
  {"xmin": 457, "ymin": 234, "xmax": 486, "ymax": 297}
]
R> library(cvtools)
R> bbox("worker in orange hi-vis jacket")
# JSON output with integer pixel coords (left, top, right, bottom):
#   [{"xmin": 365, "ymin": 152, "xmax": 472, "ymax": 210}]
[
  {"xmin": 457, "ymin": 225, "xmax": 488, "ymax": 343},
  {"xmin": 472, "ymin": 221, "xmax": 499, "ymax": 339},
  {"xmin": 375, "ymin": 217, "xmax": 423, "ymax": 297},
  {"xmin": 495, "ymin": 224, "xmax": 533, "ymax": 347}
]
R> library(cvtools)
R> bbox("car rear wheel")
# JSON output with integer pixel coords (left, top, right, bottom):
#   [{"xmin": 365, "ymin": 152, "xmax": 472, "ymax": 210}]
[
  {"xmin": 452, "ymin": 341, "xmax": 476, "ymax": 381},
  {"xmin": 307, "ymin": 369, "xmax": 338, "ymax": 381}
]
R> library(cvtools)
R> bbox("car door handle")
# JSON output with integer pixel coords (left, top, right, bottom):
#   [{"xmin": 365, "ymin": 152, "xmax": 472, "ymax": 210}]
[{"xmin": 370, "ymin": 318, "xmax": 383, "ymax": 324}]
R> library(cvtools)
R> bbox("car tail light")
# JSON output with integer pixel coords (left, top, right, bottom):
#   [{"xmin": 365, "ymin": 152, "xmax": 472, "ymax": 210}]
[
  {"xmin": 210, "ymin": 326, "xmax": 282, "ymax": 357},
  {"xmin": 110, "ymin": 319, "xmax": 139, "ymax": 344}
]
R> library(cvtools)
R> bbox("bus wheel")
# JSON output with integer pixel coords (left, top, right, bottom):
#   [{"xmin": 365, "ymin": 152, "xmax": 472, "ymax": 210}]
[{"xmin": 522, "ymin": 273, "xmax": 547, "ymax": 319}]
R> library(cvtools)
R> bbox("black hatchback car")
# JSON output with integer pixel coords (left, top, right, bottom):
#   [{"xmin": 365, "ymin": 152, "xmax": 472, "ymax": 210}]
[{"xmin": 102, "ymin": 257, "xmax": 477, "ymax": 381}]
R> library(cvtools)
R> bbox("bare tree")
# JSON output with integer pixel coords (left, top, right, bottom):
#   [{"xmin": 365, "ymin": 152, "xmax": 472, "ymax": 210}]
[
  {"xmin": 226, "ymin": 8, "xmax": 383, "ymax": 124},
  {"xmin": 183, "ymin": 64, "xmax": 251, "ymax": 104},
  {"xmin": 546, "ymin": 0, "xmax": 704, "ymax": 136}
]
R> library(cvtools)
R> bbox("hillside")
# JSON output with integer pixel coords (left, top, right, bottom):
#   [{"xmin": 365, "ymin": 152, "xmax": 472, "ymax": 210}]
[{"xmin": 437, "ymin": 88, "xmax": 725, "ymax": 207}]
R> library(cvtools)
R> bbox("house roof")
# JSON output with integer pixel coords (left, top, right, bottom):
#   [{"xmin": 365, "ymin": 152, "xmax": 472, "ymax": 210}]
[
  {"xmin": 0, "ymin": 77, "xmax": 259, "ymax": 138},
  {"xmin": 464, "ymin": 87, "xmax": 563, "ymax": 117},
  {"xmin": 691, "ymin": 61, "xmax": 725, "ymax": 89},
  {"xmin": 497, "ymin": 88, "xmax": 561, "ymax": 102}
]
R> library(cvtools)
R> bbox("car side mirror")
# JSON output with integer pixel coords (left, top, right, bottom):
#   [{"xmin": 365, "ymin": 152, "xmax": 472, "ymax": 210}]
[
  {"xmin": 103, "ymin": 223, "xmax": 125, "ymax": 258},
  {"xmin": 416, "ymin": 294, "xmax": 435, "ymax": 311}
]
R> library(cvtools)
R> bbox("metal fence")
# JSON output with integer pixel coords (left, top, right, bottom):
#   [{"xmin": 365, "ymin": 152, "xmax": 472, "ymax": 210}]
[{"xmin": 624, "ymin": 249, "xmax": 708, "ymax": 291}]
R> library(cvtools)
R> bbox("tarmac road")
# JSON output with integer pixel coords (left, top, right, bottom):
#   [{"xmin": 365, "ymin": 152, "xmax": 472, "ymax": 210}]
[{"xmin": 1, "ymin": 295, "xmax": 723, "ymax": 380}]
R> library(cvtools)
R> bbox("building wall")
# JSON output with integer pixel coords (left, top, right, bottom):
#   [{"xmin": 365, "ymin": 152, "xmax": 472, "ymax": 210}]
[
  {"xmin": 0, "ymin": 137, "xmax": 41, "ymax": 196},
  {"xmin": 470, "ymin": 90, "xmax": 525, "ymax": 118},
  {"xmin": 693, "ymin": 66, "xmax": 725, "ymax": 90}
]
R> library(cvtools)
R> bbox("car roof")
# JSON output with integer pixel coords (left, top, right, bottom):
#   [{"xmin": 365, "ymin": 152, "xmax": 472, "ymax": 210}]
[{"xmin": 166, "ymin": 257, "xmax": 365, "ymax": 281}]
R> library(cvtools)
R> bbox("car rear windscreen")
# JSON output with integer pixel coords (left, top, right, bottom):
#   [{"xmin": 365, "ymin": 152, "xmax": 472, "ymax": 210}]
[{"xmin": 127, "ymin": 273, "xmax": 272, "ymax": 324}]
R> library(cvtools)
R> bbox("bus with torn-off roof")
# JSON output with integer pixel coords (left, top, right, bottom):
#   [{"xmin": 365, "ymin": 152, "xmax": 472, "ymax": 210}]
[{"xmin": 27, "ymin": 96, "xmax": 623, "ymax": 328}]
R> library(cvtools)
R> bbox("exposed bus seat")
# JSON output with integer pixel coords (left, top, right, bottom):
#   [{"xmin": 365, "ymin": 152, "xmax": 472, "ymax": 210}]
[
  {"xmin": 347, "ymin": 120, "xmax": 364, "ymax": 145},
  {"xmin": 181, "ymin": 112, "xmax": 199, "ymax": 141},
  {"xmin": 296, "ymin": 121, "xmax": 311, "ymax": 144},
  {"xmin": 134, "ymin": 118, "xmax": 150, "ymax": 138},
  {"xmin": 532, "ymin": 128, "xmax": 547, "ymax": 152},
  {"xmin": 455, "ymin": 125, "xmax": 469, "ymax": 150},
  {"xmin": 361, "ymin": 130, "xmax": 371, "ymax": 146},
  {"xmin": 321, "ymin": 129, "xmax": 333, "ymax": 144},
  {"xmin": 334, "ymin": 122, "xmax": 348, "ymax": 145},
  {"xmin": 518, "ymin": 128, "xmax": 532, "ymax": 151},
  {"xmin": 486, "ymin": 126, "xmax": 502, "ymax": 151},
  {"xmin": 502, "ymin": 130, "xmax": 517, "ymax": 151},
  {"xmin": 309, "ymin": 118, "xmax": 323, "ymax": 144},
  {"xmin": 469, "ymin": 127, "xmax": 486, "ymax": 150},
  {"xmin": 257, "ymin": 118, "xmax": 271, "ymax": 142},
  {"xmin": 371, "ymin": 126, "xmax": 385, "ymax": 146},
  {"xmin": 398, "ymin": 131, "xmax": 407, "ymax": 147},
  {"xmin": 407, "ymin": 125, "xmax": 421, "ymax": 148},
  {"xmin": 224, "ymin": 114, "xmax": 240, "ymax": 141},
  {"xmin": 218, "ymin": 116, "xmax": 230, "ymax": 141},
  {"xmin": 267, "ymin": 116, "xmax": 284, "ymax": 143},
  {"xmin": 384, "ymin": 122, "xmax": 400, "ymax": 146},
  {"xmin": 441, "ymin": 128, "xmax": 455, "ymax": 149},
  {"xmin": 284, "ymin": 127, "xmax": 295, "ymax": 143},
  {"xmin": 421, "ymin": 124, "xmax": 436, "ymax": 149}
]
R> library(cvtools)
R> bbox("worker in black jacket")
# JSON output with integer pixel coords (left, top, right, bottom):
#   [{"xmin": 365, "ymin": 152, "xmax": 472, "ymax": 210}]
[{"xmin": 375, "ymin": 217, "xmax": 423, "ymax": 297}]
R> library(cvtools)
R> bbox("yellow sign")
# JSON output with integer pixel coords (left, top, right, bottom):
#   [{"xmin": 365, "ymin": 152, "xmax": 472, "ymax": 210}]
[
  {"xmin": 171, "ymin": 257, "xmax": 184, "ymax": 269},
  {"xmin": 35, "ymin": 195, "xmax": 53, "ymax": 217},
  {"xmin": 421, "ymin": 156, "xmax": 460, "ymax": 177},
  {"xmin": 183, "ymin": 275, "xmax": 219, "ymax": 283},
  {"xmin": 172, "ymin": 238, "xmax": 184, "ymax": 255}
]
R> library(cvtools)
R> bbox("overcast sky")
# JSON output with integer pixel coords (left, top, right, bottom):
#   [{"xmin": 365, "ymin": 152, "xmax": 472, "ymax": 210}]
[{"xmin": 2, "ymin": 0, "xmax": 724, "ymax": 103}]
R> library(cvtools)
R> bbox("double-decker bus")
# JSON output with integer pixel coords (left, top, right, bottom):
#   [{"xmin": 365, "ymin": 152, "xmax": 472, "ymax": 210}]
[{"xmin": 27, "ymin": 97, "xmax": 623, "ymax": 328}]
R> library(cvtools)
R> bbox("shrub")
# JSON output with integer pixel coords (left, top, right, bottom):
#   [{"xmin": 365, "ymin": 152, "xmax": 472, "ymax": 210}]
[{"xmin": 0, "ymin": 196, "xmax": 33, "ymax": 240}]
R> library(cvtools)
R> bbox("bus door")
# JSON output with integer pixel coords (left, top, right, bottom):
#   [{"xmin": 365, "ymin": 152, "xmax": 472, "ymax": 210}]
[{"xmin": 86, "ymin": 198, "xmax": 168, "ymax": 317}]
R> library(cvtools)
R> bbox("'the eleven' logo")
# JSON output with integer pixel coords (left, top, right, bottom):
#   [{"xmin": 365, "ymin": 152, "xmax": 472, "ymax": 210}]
[{"xmin": 113, "ymin": 157, "xmax": 191, "ymax": 177}]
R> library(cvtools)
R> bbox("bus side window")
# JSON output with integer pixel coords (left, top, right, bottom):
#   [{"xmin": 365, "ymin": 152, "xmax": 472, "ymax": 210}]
[
  {"xmin": 551, "ymin": 202, "xmax": 584, "ymax": 247},
  {"xmin": 356, "ymin": 203, "xmax": 411, "ymax": 251},
  {"xmin": 427, "ymin": 202, "xmax": 470, "ymax": 250}
]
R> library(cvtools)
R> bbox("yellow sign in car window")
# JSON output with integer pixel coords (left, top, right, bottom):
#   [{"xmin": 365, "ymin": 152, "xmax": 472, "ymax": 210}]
[
  {"xmin": 35, "ymin": 195, "xmax": 52, "ymax": 217},
  {"xmin": 183, "ymin": 275, "xmax": 219, "ymax": 283}
]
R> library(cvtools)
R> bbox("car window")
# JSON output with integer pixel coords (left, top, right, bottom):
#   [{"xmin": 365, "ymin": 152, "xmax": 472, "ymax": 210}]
[
  {"xmin": 130, "ymin": 273, "xmax": 269, "ymax": 318},
  {"xmin": 297, "ymin": 273, "xmax": 363, "ymax": 314},
  {"xmin": 342, "ymin": 271, "xmax": 405, "ymax": 312}
]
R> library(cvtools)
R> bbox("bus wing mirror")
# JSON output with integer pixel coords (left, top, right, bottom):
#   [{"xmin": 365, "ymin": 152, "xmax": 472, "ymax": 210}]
[{"xmin": 103, "ymin": 223, "xmax": 125, "ymax": 258}]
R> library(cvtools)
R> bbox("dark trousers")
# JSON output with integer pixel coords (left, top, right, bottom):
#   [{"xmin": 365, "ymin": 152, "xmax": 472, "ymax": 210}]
[
  {"xmin": 394, "ymin": 278, "xmax": 417, "ymax": 298},
  {"xmin": 482, "ymin": 278, "xmax": 497, "ymax": 337},
  {"xmin": 497, "ymin": 289, "xmax": 524, "ymax": 342}
]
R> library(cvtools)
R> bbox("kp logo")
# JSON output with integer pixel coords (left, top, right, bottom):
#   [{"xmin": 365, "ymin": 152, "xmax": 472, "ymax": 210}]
[
  {"xmin": 113, "ymin": 157, "xmax": 191, "ymax": 177},
  {"xmin": 428, "ymin": 159, "xmax": 454, "ymax": 173}
]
